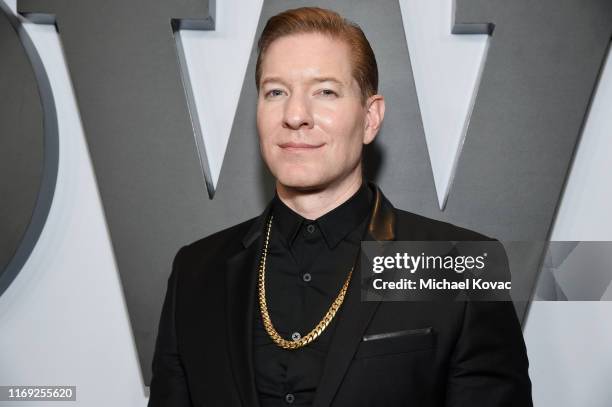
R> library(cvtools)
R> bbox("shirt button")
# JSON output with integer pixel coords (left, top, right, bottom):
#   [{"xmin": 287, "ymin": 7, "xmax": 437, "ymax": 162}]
[
  {"xmin": 302, "ymin": 273, "xmax": 312, "ymax": 282},
  {"xmin": 285, "ymin": 393, "xmax": 295, "ymax": 404},
  {"xmin": 291, "ymin": 332, "xmax": 301, "ymax": 341},
  {"xmin": 306, "ymin": 224, "xmax": 316, "ymax": 233}
]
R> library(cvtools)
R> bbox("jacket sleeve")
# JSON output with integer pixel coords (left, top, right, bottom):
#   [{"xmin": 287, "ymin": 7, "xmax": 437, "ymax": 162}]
[
  {"xmin": 148, "ymin": 246, "xmax": 193, "ymax": 407},
  {"xmin": 445, "ymin": 244, "xmax": 533, "ymax": 406}
]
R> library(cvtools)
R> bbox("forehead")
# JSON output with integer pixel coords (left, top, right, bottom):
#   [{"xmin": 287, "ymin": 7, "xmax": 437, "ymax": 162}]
[{"xmin": 260, "ymin": 32, "xmax": 354, "ymax": 84}]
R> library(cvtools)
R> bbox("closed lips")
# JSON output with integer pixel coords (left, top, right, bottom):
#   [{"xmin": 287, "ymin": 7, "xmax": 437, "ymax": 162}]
[{"xmin": 279, "ymin": 142, "xmax": 324, "ymax": 149}]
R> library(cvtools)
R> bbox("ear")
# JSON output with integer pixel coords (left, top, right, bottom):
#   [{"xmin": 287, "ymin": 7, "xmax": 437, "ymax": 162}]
[{"xmin": 363, "ymin": 94, "xmax": 385, "ymax": 145}]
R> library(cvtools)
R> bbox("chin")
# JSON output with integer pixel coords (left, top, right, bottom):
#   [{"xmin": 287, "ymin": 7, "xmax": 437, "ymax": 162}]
[
  {"xmin": 275, "ymin": 170, "xmax": 329, "ymax": 191},
  {"xmin": 277, "ymin": 177, "xmax": 321, "ymax": 190}
]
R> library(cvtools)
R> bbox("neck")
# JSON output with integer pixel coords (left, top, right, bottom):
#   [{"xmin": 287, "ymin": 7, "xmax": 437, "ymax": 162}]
[{"xmin": 275, "ymin": 169, "xmax": 364, "ymax": 220}]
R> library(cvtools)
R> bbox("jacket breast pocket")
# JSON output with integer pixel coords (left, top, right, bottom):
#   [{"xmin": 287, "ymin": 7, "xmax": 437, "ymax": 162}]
[{"xmin": 354, "ymin": 327, "xmax": 435, "ymax": 359}]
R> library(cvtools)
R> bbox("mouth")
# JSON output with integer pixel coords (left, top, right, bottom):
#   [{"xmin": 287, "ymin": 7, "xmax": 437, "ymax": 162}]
[{"xmin": 279, "ymin": 142, "xmax": 325, "ymax": 152}]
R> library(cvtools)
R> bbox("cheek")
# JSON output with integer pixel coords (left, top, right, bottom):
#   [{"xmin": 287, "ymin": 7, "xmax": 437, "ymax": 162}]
[
  {"xmin": 256, "ymin": 110, "xmax": 275, "ymax": 146},
  {"xmin": 317, "ymin": 109, "xmax": 364, "ymax": 150},
  {"xmin": 256, "ymin": 104, "xmax": 267, "ymax": 132},
  {"xmin": 257, "ymin": 103, "xmax": 283, "ymax": 134}
]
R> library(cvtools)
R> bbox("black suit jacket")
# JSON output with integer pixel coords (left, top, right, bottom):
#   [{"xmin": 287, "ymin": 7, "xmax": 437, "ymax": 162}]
[{"xmin": 148, "ymin": 182, "xmax": 532, "ymax": 407}]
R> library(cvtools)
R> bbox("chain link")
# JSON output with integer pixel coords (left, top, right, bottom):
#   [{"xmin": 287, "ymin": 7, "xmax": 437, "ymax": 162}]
[{"xmin": 258, "ymin": 214, "xmax": 354, "ymax": 349}]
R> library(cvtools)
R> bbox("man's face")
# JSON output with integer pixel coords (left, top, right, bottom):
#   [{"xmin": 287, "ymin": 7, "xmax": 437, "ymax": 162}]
[{"xmin": 257, "ymin": 32, "xmax": 376, "ymax": 191}]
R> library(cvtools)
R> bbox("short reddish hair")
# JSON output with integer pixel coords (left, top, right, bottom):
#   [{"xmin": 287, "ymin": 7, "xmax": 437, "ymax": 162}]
[{"xmin": 255, "ymin": 7, "xmax": 378, "ymax": 104}]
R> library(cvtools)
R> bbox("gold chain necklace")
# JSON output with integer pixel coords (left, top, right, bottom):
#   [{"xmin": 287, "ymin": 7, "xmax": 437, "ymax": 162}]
[{"xmin": 257, "ymin": 214, "xmax": 354, "ymax": 349}]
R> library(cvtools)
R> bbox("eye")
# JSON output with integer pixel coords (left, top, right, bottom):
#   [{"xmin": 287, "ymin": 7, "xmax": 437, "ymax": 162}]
[
  {"xmin": 264, "ymin": 89, "xmax": 285, "ymax": 98},
  {"xmin": 319, "ymin": 89, "xmax": 338, "ymax": 97}
]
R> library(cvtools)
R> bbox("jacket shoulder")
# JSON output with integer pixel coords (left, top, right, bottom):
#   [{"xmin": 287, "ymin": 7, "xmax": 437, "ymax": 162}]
[
  {"xmin": 393, "ymin": 207, "xmax": 495, "ymax": 241},
  {"xmin": 178, "ymin": 216, "xmax": 258, "ymax": 263}
]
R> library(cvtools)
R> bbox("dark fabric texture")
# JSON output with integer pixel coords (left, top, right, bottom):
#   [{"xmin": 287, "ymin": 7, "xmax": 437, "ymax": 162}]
[
  {"xmin": 253, "ymin": 182, "xmax": 372, "ymax": 406},
  {"xmin": 148, "ymin": 181, "xmax": 532, "ymax": 407}
]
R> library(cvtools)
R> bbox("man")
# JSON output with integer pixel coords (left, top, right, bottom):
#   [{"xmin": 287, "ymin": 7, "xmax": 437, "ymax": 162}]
[{"xmin": 148, "ymin": 7, "xmax": 532, "ymax": 407}]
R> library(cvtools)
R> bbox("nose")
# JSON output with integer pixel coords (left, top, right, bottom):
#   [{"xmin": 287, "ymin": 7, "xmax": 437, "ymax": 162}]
[{"xmin": 282, "ymin": 92, "xmax": 314, "ymax": 130}]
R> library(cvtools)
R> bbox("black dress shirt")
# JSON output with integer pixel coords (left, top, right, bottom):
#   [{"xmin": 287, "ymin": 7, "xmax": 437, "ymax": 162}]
[{"xmin": 253, "ymin": 181, "xmax": 373, "ymax": 406}]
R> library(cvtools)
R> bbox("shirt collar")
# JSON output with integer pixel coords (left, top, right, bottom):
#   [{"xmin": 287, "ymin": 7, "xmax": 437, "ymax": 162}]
[{"xmin": 272, "ymin": 180, "xmax": 373, "ymax": 249}]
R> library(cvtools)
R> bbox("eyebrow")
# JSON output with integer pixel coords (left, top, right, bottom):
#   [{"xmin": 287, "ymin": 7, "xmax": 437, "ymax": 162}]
[{"xmin": 260, "ymin": 76, "xmax": 344, "ymax": 88}]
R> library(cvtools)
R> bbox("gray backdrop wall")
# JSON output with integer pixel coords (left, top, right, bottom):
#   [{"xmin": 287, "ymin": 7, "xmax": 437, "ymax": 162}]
[{"xmin": 1, "ymin": 0, "xmax": 612, "ymax": 405}]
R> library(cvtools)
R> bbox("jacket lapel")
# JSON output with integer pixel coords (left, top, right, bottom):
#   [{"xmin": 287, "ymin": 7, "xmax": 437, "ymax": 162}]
[
  {"xmin": 311, "ymin": 182, "xmax": 396, "ymax": 407},
  {"xmin": 225, "ymin": 182, "xmax": 396, "ymax": 407},
  {"xmin": 225, "ymin": 201, "xmax": 271, "ymax": 407}
]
